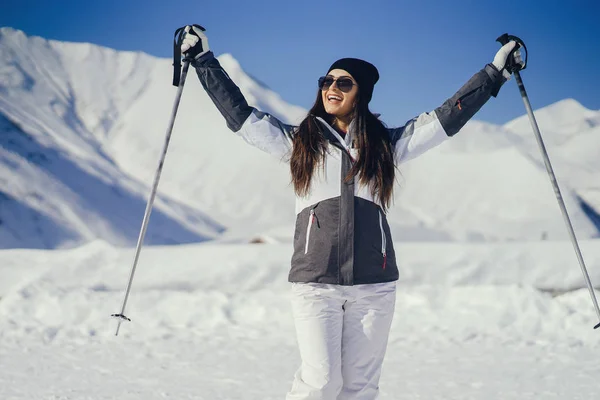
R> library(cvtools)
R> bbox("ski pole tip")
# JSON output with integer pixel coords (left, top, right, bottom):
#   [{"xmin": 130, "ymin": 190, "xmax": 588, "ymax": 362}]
[{"xmin": 594, "ymin": 322, "xmax": 600, "ymax": 330}]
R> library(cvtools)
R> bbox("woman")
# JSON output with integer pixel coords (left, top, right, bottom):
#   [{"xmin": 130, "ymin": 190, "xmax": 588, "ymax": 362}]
[{"xmin": 182, "ymin": 25, "xmax": 518, "ymax": 400}]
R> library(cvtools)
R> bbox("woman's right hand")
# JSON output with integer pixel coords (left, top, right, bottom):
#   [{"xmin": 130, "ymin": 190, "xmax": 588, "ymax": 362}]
[{"xmin": 181, "ymin": 25, "xmax": 210, "ymax": 59}]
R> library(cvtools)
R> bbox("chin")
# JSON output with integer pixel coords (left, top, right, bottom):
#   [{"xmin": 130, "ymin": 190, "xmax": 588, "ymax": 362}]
[{"xmin": 325, "ymin": 107, "xmax": 343, "ymax": 117}]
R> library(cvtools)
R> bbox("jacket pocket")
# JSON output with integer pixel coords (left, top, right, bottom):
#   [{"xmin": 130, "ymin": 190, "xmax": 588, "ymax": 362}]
[
  {"xmin": 304, "ymin": 207, "xmax": 319, "ymax": 254},
  {"xmin": 454, "ymin": 88, "xmax": 479, "ymax": 111},
  {"xmin": 378, "ymin": 210, "xmax": 387, "ymax": 269}
]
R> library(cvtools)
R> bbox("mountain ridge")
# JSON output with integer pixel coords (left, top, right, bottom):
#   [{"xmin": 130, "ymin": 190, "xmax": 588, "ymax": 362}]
[{"xmin": 1, "ymin": 27, "xmax": 598, "ymax": 248}]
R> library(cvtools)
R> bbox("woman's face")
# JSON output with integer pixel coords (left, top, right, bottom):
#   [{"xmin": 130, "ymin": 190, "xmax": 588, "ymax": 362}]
[{"xmin": 321, "ymin": 69, "xmax": 358, "ymax": 120}]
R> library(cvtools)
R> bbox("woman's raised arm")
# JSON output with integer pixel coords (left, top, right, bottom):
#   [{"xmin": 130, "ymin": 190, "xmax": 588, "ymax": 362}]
[
  {"xmin": 183, "ymin": 25, "xmax": 296, "ymax": 162},
  {"xmin": 390, "ymin": 41, "xmax": 519, "ymax": 164}
]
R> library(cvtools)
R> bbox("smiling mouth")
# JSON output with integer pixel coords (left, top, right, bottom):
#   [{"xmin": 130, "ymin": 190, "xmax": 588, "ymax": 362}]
[{"xmin": 327, "ymin": 94, "xmax": 343, "ymax": 102}]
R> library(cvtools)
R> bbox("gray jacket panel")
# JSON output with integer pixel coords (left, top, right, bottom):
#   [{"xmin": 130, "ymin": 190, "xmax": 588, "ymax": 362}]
[
  {"xmin": 434, "ymin": 64, "xmax": 504, "ymax": 137},
  {"xmin": 290, "ymin": 197, "xmax": 398, "ymax": 285},
  {"xmin": 192, "ymin": 51, "xmax": 253, "ymax": 132}
]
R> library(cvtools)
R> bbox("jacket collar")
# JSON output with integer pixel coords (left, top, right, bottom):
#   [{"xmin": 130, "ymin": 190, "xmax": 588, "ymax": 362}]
[
  {"xmin": 314, "ymin": 116, "xmax": 357, "ymax": 163},
  {"xmin": 315, "ymin": 117, "xmax": 351, "ymax": 151}
]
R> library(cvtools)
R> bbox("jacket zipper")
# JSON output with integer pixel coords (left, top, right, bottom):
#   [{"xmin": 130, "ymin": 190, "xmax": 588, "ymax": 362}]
[
  {"xmin": 455, "ymin": 88, "xmax": 479, "ymax": 111},
  {"xmin": 378, "ymin": 211, "xmax": 387, "ymax": 269},
  {"xmin": 304, "ymin": 209, "xmax": 316, "ymax": 254}
]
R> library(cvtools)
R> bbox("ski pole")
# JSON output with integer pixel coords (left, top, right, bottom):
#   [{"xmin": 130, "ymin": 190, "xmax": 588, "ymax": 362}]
[
  {"xmin": 497, "ymin": 33, "xmax": 600, "ymax": 330},
  {"xmin": 112, "ymin": 26, "xmax": 198, "ymax": 336}
]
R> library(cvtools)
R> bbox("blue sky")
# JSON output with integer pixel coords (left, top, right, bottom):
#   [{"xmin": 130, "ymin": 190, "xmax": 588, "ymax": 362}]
[{"xmin": 3, "ymin": 0, "xmax": 599, "ymax": 126}]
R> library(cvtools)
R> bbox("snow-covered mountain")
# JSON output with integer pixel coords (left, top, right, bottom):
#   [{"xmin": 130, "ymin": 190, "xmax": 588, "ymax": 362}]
[
  {"xmin": 0, "ymin": 28, "xmax": 229, "ymax": 249},
  {"xmin": 503, "ymin": 98, "xmax": 600, "ymax": 223},
  {"xmin": 1, "ymin": 27, "xmax": 598, "ymax": 249}
]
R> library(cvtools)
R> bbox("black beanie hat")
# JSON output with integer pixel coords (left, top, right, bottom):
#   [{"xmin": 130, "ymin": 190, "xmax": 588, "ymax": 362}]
[{"xmin": 327, "ymin": 58, "xmax": 379, "ymax": 103}]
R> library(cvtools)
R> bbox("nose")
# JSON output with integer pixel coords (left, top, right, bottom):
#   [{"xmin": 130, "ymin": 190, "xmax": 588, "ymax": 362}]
[{"xmin": 329, "ymin": 79, "xmax": 341, "ymax": 92}]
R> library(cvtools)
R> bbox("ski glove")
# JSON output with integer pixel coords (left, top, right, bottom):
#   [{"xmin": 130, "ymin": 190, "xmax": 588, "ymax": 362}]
[
  {"xmin": 492, "ymin": 41, "xmax": 524, "ymax": 79},
  {"xmin": 181, "ymin": 25, "xmax": 209, "ymax": 59}
]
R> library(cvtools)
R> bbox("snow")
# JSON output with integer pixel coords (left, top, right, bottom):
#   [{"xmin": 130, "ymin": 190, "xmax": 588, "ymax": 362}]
[
  {"xmin": 1, "ymin": 240, "xmax": 600, "ymax": 398},
  {"xmin": 2, "ymin": 27, "xmax": 600, "ymax": 398},
  {"xmin": 503, "ymin": 100, "xmax": 600, "ymax": 220},
  {"xmin": 504, "ymin": 98, "xmax": 600, "ymax": 138}
]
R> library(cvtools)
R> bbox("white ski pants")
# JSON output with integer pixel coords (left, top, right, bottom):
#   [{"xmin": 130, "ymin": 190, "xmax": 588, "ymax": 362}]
[{"xmin": 286, "ymin": 281, "xmax": 397, "ymax": 400}]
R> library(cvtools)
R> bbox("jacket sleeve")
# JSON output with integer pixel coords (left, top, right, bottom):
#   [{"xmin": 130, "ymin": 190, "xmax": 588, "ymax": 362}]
[
  {"xmin": 191, "ymin": 51, "xmax": 296, "ymax": 162},
  {"xmin": 389, "ymin": 64, "xmax": 505, "ymax": 164}
]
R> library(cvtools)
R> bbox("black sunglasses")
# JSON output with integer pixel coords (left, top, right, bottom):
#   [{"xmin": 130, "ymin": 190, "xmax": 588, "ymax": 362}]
[{"xmin": 318, "ymin": 76, "xmax": 356, "ymax": 93}]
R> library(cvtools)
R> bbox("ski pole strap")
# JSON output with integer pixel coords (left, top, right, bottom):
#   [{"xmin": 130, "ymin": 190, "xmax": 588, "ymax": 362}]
[{"xmin": 173, "ymin": 26, "xmax": 187, "ymax": 86}]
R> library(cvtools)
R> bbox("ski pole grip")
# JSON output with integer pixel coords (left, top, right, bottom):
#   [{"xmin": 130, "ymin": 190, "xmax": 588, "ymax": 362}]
[
  {"xmin": 173, "ymin": 24, "xmax": 205, "ymax": 86},
  {"xmin": 496, "ymin": 33, "xmax": 528, "ymax": 72},
  {"xmin": 496, "ymin": 33, "xmax": 512, "ymax": 46},
  {"xmin": 173, "ymin": 24, "xmax": 207, "ymax": 86}
]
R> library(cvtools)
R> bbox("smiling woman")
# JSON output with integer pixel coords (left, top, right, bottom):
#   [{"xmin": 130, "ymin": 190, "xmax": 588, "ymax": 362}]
[{"xmin": 180, "ymin": 24, "xmax": 520, "ymax": 400}]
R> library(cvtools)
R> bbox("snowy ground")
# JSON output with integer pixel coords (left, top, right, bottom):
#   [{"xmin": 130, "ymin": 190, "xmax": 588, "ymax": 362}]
[{"xmin": 1, "ymin": 240, "xmax": 600, "ymax": 399}]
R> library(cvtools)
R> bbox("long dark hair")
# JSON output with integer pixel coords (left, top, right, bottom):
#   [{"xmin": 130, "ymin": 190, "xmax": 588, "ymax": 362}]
[{"xmin": 290, "ymin": 89, "xmax": 396, "ymax": 211}]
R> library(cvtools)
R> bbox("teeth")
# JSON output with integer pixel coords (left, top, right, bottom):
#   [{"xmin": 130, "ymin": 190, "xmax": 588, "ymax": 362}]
[{"xmin": 328, "ymin": 95, "xmax": 342, "ymax": 101}]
